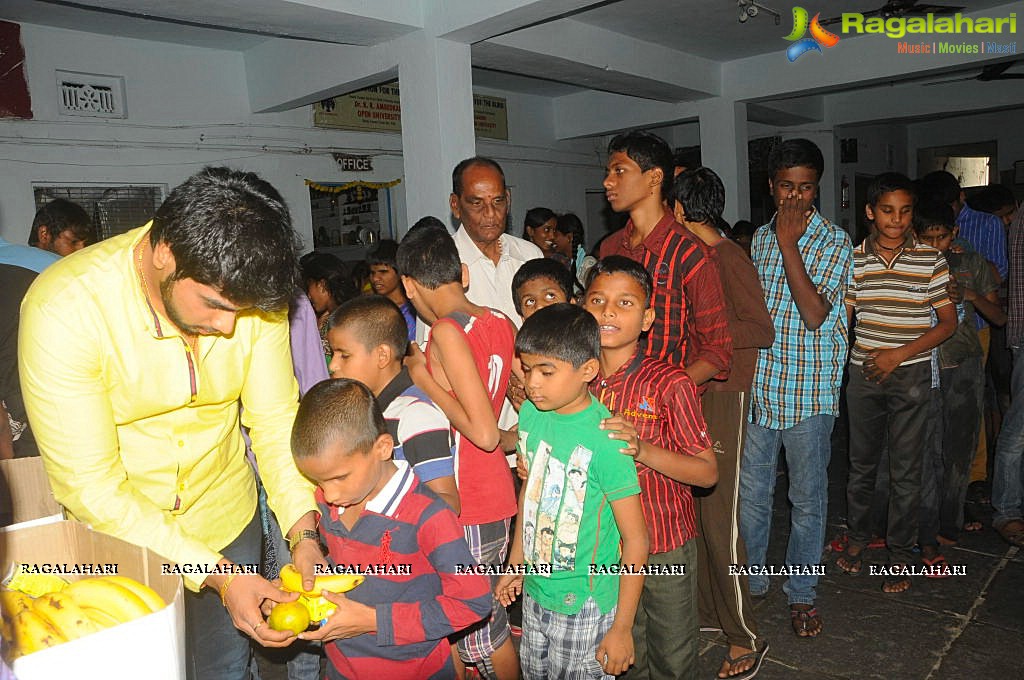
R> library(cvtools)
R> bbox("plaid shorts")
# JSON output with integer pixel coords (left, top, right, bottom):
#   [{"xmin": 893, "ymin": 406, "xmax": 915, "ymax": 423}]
[
  {"xmin": 455, "ymin": 518, "xmax": 512, "ymax": 667},
  {"xmin": 521, "ymin": 594, "xmax": 617, "ymax": 680}
]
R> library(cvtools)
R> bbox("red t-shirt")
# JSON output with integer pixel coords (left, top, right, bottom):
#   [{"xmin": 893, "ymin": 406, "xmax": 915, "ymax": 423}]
[
  {"xmin": 591, "ymin": 351, "xmax": 712, "ymax": 553},
  {"xmin": 427, "ymin": 309, "xmax": 517, "ymax": 526}
]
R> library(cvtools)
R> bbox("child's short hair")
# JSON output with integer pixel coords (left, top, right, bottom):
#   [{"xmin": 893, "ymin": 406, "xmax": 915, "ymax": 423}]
[
  {"xmin": 411, "ymin": 215, "xmax": 447, "ymax": 231},
  {"xmin": 291, "ymin": 378, "xmax": 387, "ymax": 459},
  {"xmin": 300, "ymin": 251, "xmax": 357, "ymax": 305},
  {"xmin": 328, "ymin": 295, "xmax": 409, "ymax": 358},
  {"xmin": 607, "ymin": 129, "xmax": 674, "ymax": 198},
  {"xmin": 968, "ymin": 184, "xmax": 1016, "ymax": 215},
  {"xmin": 867, "ymin": 172, "xmax": 916, "ymax": 207},
  {"xmin": 914, "ymin": 199, "xmax": 956, "ymax": 236},
  {"xmin": 515, "ymin": 303, "xmax": 599, "ymax": 368},
  {"xmin": 396, "ymin": 221, "xmax": 461, "ymax": 289},
  {"xmin": 917, "ymin": 171, "xmax": 961, "ymax": 205},
  {"xmin": 366, "ymin": 239, "xmax": 400, "ymax": 270},
  {"xmin": 767, "ymin": 138, "xmax": 824, "ymax": 181},
  {"xmin": 29, "ymin": 199, "xmax": 95, "ymax": 246},
  {"xmin": 732, "ymin": 220, "xmax": 756, "ymax": 239},
  {"xmin": 585, "ymin": 255, "xmax": 653, "ymax": 308},
  {"xmin": 511, "ymin": 259, "xmax": 575, "ymax": 316},
  {"xmin": 669, "ymin": 167, "xmax": 725, "ymax": 226}
]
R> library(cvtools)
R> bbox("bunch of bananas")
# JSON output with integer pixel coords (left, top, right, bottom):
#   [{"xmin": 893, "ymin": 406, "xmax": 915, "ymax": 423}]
[
  {"xmin": 0, "ymin": 574, "xmax": 165, "ymax": 661},
  {"xmin": 277, "ymin": 564, "xmax": 364, "ymax": 624}
]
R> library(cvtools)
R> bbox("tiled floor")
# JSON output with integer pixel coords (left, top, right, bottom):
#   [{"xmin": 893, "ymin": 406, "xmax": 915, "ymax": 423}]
[{"xmin": 256, "ymin": 422, "xmax": 1024, "ymax": 679}]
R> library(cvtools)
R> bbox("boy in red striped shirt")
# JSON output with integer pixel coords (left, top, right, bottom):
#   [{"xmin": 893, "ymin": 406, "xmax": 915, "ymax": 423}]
[{"xmin": 583, "ymin": 255, "xmax": 718, "ymax": 678}]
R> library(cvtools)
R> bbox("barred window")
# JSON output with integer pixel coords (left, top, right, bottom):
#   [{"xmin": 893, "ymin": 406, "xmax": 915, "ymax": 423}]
[{"xmin": 32, "ymin": 185, "xmax": 164, "ymax": 241}]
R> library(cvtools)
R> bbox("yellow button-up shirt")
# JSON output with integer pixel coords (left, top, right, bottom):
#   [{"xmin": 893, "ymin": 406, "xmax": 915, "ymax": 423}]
[{"xmin": 18, "ymin": 225, "xmax": 316, "ymax": 590}]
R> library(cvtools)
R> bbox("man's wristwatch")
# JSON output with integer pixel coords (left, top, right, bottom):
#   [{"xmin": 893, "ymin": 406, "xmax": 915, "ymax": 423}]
[{"xmin": 288, "ymin": 529, "xmax": 320, "ymax": 552}]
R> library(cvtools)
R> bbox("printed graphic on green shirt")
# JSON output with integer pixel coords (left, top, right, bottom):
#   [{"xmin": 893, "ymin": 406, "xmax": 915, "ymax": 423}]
[{"xmin": 523, "ymin": 442, "xmax": 592, "ymax": 572}]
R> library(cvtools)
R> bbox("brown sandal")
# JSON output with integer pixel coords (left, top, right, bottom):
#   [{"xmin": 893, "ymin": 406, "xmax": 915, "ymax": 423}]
[
  {"xmin": 789, "ymin": 604, "xmax": 822, "ymax": 637},
  {"xmin": 995, "ymin": 519, "xmax": 1024, "ymax": 547}
]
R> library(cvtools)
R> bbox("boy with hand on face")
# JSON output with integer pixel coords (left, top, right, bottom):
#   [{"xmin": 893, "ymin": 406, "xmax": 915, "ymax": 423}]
[
  {"xmin": 287, "ymin": 379, "xmax": 492, "ymax": 680},
  {"xmin": 496, "ymin": 303, "xmax": 649, "ymax": 680},
  {"xmin": 740, "ymin": 139, "xmax": 853, "ymax": 639},
  {"xmin": 838, "ymin": 173, "xmax": 956, "ymax": 593},
  {"xmin": 583, "ymin": 256, "xmax": 718, "ymax": 679}
]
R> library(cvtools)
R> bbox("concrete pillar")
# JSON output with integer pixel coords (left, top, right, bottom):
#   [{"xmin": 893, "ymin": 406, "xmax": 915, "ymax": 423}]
[
  {"xmin": 395, "ymin": 32, "xmax": 476, "ymax": 234},
  {"xmin": 696, "ymin": 98, "xmax": 750, "ymax": 225}
]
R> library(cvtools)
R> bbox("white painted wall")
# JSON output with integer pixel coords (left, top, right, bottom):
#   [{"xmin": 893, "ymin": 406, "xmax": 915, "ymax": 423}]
[
  {"xmin": 1, "ymin": 22, "xmax": 601, "ymax": 251},
  {"xmin": 906, "ymin": 108, "xmax": 1024, "ymax": 178}
]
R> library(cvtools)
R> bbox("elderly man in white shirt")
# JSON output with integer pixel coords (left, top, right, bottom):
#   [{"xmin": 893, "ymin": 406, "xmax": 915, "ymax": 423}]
[{"xmin": 449, "ymin": 157, "xmax": 544, "ymax": 328}]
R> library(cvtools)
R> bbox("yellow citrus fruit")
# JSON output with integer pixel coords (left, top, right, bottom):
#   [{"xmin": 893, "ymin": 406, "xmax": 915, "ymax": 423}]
[{"xmin": 267, "ymin": 601, "xmax": 310, "ymax": 636}]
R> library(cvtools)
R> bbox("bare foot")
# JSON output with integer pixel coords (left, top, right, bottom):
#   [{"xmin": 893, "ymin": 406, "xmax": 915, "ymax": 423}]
[
  {"xmin": 836, "ymin": 543, "xmax": 864, "ymax": 575},
  {"xmin": 882, "ymin": 565, "xmax": 912, "ymax": 593}
]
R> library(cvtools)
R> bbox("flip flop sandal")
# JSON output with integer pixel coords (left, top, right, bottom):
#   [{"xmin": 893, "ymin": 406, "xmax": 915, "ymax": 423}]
[
  {"xmin": 718, "ymin": 640, "xmax": 770, "ymax": 680},
  {"xmin": 789, "ymin": 606, "xmax": 822, "ymax": 637},
  {"xmin": 835, "ymin": 544, "xmax": 863, "ymax": 575},
  {"xmin": 882, "ymin": 565, "xmax": 912, "ymax": 593},
  {"xmin": 922, "ymin": 554, "xmax": 952, "ymax": 579},
  {"xmin": 995, "ymin": 519, "xmax": 1024, "ymax": 548}
]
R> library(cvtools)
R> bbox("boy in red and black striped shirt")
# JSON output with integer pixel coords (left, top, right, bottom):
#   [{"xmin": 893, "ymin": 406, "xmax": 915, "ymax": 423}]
[
  {"xmin": 289, "ymin": 379, "xmax": 492, "ymax": 680},
  {"xmin": 583, "ymin": 256, "xmax": 718, "ymax": 678}
]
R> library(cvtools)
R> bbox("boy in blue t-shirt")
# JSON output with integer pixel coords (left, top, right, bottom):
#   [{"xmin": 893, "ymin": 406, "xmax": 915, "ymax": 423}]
[{"xmin": 496, "ymin": 303, "xmax": 649, "ymax": 679}]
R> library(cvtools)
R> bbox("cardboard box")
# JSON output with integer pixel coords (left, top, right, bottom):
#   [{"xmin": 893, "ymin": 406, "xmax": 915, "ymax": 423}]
[
  {"xmin": 0, "ymin": 457, "xmax": 62, "ymax": 526},
  {"xmin": 2, "ymin": 520, "xmax": 185, "ymax": 680}
]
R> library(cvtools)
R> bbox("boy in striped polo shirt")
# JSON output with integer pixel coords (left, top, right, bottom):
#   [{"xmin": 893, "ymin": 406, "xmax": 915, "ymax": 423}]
[
  {"xmin": 289, "ymin": 378, "xmax": 493, "ymax": 680},
  {"xmin": 838, "ymin": 172, "xmax": 956, "ymax": 593},
  {"xmin": 583, "ymin": 256, "xmax": 718, "ymax": 678}
]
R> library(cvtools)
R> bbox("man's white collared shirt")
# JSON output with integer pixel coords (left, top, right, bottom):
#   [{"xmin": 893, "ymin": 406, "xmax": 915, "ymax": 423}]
[{"xmin": 453, "ymin": 225, "xmax": 544, "ymax": 327}]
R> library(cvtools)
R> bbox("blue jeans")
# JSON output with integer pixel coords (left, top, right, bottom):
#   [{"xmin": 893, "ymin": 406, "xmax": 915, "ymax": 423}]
[
  {"xmin": 256, "ymin": 484, "xmax": 322, "ymax": 680},
  {"xmin": 186, "ymin": 510, "xmax": 261, "ymax": 680},
  {"xmin": 739, "ymin": 415, "xmax": 835, "ymax": 606},
  {"xmin": 993, "ymin": 346, "xmax": 1024, "ymax": 526}
]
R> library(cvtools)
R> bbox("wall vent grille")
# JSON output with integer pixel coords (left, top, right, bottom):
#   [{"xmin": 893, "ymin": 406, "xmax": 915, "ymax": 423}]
[{"xmin": 56, "ymin": 71, "xmax": 126, "ymax": 118}]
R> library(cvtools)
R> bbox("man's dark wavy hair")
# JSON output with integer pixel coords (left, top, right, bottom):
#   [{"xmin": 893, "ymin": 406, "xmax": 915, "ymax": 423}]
[{"xmin": 149, "ymin": 167, "xmax": 300, "ymax": 311}]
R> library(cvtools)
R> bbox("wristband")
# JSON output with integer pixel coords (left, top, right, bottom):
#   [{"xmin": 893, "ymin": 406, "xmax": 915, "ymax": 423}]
[{"xmin": 219, "ymin": 572, "xmax": 238, "ymax": 607}]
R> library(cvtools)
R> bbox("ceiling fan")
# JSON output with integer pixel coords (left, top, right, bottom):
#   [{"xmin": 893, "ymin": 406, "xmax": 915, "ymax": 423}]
[
  {"xmin": 921, "ymin": 61, "xmax": 1024, "ymax": 86},
  {"xmin": 819, "ymin": 0, "xmax": 965, "ymax": 27}
]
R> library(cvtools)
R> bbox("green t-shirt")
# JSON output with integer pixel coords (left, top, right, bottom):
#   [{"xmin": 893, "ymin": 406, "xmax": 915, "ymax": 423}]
[{"xmin": 517, "ymin": 396, "xmax": 641, "ymax": 615}]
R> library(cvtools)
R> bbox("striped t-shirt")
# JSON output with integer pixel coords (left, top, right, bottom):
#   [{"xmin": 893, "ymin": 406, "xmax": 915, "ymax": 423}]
[
  {"xmin": 845, "ymin": 236, "xmax": 951, "ymax": 366},
  {"xmin": 591, "ymin": 351, "xmax": 712, "ymax": 554}
]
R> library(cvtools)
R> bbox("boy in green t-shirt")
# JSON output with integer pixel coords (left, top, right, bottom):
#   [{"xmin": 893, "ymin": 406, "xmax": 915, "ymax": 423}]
[{"xmin": 496, "ymin": 303, "xmax": 649, "ymax": 679}]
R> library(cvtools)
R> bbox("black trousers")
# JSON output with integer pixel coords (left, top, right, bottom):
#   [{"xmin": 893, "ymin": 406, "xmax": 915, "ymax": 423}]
[{"xmin": 846, "ymin": 361, "xmax": 931, "ymax": 565}]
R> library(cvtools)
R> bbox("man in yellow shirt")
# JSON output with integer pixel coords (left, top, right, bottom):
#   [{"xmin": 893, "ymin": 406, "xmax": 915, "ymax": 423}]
[{"xmin": 19, "ymin": 168, "xmax": 323, "ymax": 679}]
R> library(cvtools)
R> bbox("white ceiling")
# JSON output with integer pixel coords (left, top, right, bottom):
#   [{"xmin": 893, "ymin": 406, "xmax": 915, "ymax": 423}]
[
  {"xmin": 2, "ymin": 0, "xmax": 1022, "ymax": 128},
  {"xmin": 574, "ymin": 0, "xmax": 1012, "ymax": 61}
]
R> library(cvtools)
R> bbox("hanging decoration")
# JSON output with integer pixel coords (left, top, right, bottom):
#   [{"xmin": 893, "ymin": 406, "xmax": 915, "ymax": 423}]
[
  {"xmin": 305, "ymin": 178, "xmax": 402, "ymax": 203},
  {"xmin": 306, "ymin": 178, "xmax": 401, "ymax": 193}
]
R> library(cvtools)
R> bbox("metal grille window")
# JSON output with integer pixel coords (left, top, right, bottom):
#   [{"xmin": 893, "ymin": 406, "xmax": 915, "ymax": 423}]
[{"xmin": 32, "ymin": 185, "xmax": 164, "ymax": 241}]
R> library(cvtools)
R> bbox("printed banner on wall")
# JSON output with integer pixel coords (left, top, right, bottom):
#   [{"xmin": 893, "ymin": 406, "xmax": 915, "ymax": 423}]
[
  {"xmin": 0, "ymin": 21, "xmax": 32, "ymax": 119},
  {"xmin": 314, "ymin": 81, "xmax": 508, "ymax": 140}
]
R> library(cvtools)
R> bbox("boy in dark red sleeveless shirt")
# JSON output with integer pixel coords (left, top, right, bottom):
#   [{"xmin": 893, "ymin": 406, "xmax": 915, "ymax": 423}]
[{"xmin": 396, "ymin": 222, "xmax": 519, "ymax": 680}]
